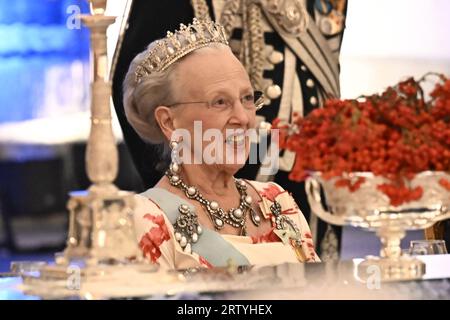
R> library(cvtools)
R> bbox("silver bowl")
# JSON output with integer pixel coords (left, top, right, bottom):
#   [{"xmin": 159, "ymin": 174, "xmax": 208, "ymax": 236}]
[{"xmin": 306, "ymin": 171, "xmax": 450, "ymax": 281}]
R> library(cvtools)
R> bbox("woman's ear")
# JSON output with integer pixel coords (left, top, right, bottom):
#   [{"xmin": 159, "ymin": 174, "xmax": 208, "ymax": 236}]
[{"xmin": 154, "ymin": 106, "xmax": 175, "ymax": 141}]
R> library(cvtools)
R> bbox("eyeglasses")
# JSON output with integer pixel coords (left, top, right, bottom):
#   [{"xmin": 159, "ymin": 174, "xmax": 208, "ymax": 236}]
[{"xmin": 168, "ymin": 90, "xmax": 265, "ymax": 111}]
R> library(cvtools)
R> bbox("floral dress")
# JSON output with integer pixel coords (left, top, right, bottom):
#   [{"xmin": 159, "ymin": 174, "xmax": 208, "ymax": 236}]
[{"xmin": 133, "ymin": 180, "xmax": 320, "ymax": 270}]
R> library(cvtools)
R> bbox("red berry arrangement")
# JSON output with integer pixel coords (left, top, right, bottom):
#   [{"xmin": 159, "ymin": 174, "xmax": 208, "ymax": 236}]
[{"xmin": 273, "ymin": 73, "xmax": 450, "ymax": 206}]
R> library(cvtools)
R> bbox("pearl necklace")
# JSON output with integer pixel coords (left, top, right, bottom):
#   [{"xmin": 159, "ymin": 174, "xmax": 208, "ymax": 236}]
[{"xmin": 166, "ymin": 162, "xmax": 262, "ymax": 235}]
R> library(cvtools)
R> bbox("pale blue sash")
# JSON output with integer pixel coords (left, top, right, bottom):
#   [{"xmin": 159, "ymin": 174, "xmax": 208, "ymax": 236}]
[{"xmin": 141, "ymin": 188, "xmax": 250, "ymax": 267}]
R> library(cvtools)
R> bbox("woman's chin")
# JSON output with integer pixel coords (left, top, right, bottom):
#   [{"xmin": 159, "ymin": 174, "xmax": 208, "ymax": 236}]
[{"xmin": 221, "ymin": 163, "xmax": 246, "ymax": 175}]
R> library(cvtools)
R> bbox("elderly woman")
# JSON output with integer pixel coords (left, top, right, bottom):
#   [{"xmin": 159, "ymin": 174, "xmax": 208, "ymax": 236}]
[{"xmin": 123, "ymin": 19, "xmax": 319, "ymax": 269}]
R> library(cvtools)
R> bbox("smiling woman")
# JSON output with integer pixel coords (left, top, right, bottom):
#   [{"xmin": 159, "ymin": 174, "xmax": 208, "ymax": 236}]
[{"xmin": 122, "ymin": 19, "xmax": 320, "ymax": 269}]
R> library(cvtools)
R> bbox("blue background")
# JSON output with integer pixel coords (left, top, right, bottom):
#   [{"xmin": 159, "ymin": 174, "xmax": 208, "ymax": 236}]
[{"xmin": 0, "ymin": 0, "xmax": 90, "ymax": 123}]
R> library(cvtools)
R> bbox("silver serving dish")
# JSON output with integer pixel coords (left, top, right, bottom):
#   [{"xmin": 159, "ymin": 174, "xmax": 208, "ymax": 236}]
[{"xmin": 306, "ymin": 171, "xmax": 450, "ymax": 281}]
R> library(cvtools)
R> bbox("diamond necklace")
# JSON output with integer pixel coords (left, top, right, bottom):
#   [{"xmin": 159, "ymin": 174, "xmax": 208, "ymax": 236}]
[{"xmin": 166, "ymin": 162, "xmax": 262, "ymax": 235}]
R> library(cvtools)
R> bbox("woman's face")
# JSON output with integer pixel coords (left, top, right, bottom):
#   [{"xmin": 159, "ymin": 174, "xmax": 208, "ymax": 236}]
[{"xmin": 168, "ymin": 46, "xmax": 257, "ymax": 174}]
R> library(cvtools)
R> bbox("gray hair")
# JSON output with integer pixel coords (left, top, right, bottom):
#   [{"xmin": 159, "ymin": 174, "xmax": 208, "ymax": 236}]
[{"xmin": 123, "ymin": 41, "xmax": 179, "ymax": 145}]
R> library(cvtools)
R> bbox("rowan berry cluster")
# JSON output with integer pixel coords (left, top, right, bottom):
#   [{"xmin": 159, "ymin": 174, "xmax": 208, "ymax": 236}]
[{"xmin": 274, "ymin": 73, "xmax": 450, "ymax": 206}]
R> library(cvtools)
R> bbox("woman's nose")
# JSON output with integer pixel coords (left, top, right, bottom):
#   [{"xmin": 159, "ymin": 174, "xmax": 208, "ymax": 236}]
[{"xmin": 229, "ymin": 100, "xmax": 251, "ymax": 127}]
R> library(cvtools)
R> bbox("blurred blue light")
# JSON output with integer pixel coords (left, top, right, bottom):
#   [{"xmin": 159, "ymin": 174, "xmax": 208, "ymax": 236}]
[{"xmin": 0, "ymin": 0, "xmax": 90, "ymax": 123}]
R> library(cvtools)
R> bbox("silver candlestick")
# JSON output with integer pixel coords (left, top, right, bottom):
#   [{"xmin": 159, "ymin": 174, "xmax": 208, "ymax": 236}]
[
  {"xmin": 18, "ymin": 1, "xmax": 155, "ymax": 299},
  {"xmin": 60, "ymin": 0, "xmax": 140, "ymax": 266}
]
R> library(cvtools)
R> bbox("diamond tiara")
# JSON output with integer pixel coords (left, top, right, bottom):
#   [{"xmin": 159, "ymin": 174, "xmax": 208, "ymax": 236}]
[{"xmin": 134, "ymin": 19, "xmax": 229, "ymax": 84}]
